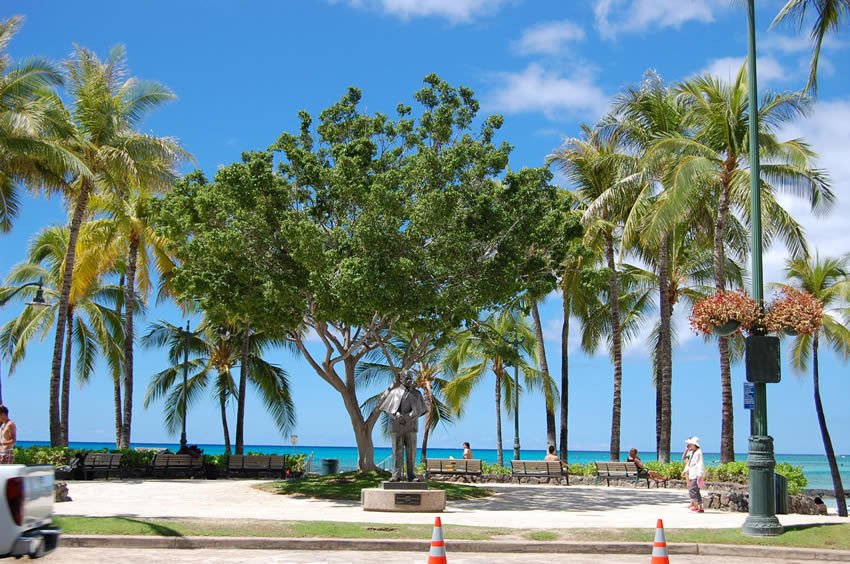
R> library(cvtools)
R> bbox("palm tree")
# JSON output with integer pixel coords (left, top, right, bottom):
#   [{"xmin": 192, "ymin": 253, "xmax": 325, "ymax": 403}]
[
  {"xmin": 1, "ymin": 224, "xmax": 127, "ymax": 444},
  {"xmin": 442, "ymin": 310, "xmax": 544, "ymax": 466},
  {"xmin": 47, "ymin": 45, "xmax": 186, "ymax": 445},
  {"xmin": 772, "ymin": 0, "xmax": 850, "ymax": 93},
  {"xmin": 548, "ymin": 124, "xmax": 638, "ymax": 461},
  {"xmin": 142, "ymin": 320, "xmax": 295, "ymax": 451},
  {"xmin": 775, "ymin": 254, "xmax": 850, "ymax": 517},
  {"xmin": 650, "ymin": 67, "xmax": 833, "ymax": 461},
  {"xmin": 0, "ymin": 16, "xmax": 86, "ymax": 232}
]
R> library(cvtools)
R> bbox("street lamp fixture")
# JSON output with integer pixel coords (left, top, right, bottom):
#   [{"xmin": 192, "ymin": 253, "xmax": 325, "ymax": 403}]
[
  {"xmin": 0, "ymin": 278, "xmax": 50, "ymax": 404},
  {"xmin": 0, "ymin": 278, "xmax": 49, "ymax": 310}
]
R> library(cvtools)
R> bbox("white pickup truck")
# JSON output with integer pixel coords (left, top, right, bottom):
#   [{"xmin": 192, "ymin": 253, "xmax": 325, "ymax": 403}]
[{"xmin": 0, "ymin": 465, "xmax": 60, "ymax": 559}]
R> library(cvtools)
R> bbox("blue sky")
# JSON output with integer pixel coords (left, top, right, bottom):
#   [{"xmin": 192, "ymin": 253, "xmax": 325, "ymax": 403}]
[{"xmin": 2, "ymin": 0, "xmax": 849, "ymax": 456}]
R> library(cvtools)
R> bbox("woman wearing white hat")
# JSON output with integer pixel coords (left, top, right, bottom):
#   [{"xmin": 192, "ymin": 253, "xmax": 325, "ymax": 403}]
[{"xmin": 683, "ymin": 436, "xmax": 705, "ymax": 512}]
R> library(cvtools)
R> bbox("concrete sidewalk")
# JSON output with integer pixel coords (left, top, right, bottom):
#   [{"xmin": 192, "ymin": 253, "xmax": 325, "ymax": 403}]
[{"xmin": 55, "ymin": 479, "xmax": 845, "ymax": 530}]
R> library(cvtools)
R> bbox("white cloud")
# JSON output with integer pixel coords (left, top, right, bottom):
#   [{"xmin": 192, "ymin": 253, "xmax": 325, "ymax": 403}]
[
  {"xmin": 762, "ymin": 32, "xmax": 846, "ymax": 54},
  {"xmin": 486, "ymin": 63, "xmax": 609, "ymax": 119},
  {"xmin": 701, "ymin": 56, "xmax": 787, "ymax": 85},
  {"xmin": 513, "ymin": 19, "xmax": 585, "ymax": 55},
  {"xmin": 334, "ymin": 0, "xmax": 506, "ymax": 22},
  {"xmin": 594, "ymin": 0, "xmax": 726, "ymax": 39}
]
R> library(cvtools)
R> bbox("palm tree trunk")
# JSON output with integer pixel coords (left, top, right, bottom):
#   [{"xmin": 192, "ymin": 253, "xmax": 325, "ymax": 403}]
[
  {"xmin": 655, "ymin": 340, "xmax": 662, "ymax": 460},
  {"xmin": 61, "ymin": 308, "xmax": 73, "ymax": 446},
  {"xmin": 421, "ymin": 384, "xmax": 433, "ymax": 464},
  {"xmin": 120, "ymin": 236, "xmax": 139, "ymax": 450},
  {"xmin": 715, "ymin": 178, "xmax": 734, "ymax": 463},
  {"xmin": 559, "ymin": 298, "xmax": 569, "ymax": 462},
  {"xmin": 235, "ymin": 327, "xmax": 250, "ymax": 455},
  {"xmin": 531, "ymin": 301, "xmax": 557, "ymax": 447},
  {"xmin": 495, "ymin": 362, "xmax": 504, "ymax": 466},
  {"xmin": 113, "ymin": 274, "xmax": 124, "ymax": 448},
  {"xmin": 219, "ymin": 381, "xmax": 231, "ymax": 456},
  {"xmin": 812, "ymin": 334, "xmax": 848, "ymax": 516},
  {"xmin": 605, "ymin": 233, "xmax": 623, "ymax": 462},
  {"xmin": 658, "ymin": 235, "xmax": 672, "ymax": 463},
  {"xmin": 49, "ymin": 179, "xmax": 91, "ymax": 446}
]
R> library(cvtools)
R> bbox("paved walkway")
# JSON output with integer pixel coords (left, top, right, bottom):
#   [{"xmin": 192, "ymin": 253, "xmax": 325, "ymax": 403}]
[{"xmin": 56, "ymin": 479, "xmax": 844, "ymax": 530}]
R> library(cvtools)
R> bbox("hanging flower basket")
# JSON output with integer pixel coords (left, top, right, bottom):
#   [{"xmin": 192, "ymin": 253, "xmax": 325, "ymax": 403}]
[
  {"xmin": 764, "ymin": 288, "xmax": 823, "ymax": 336},
  {"xmin": 689, "ymin": 291, "xmax": 760, "ymax": 337},
  {"xmin": 713, "ymin": 320, "xmax": 741, "ymax": 336}
]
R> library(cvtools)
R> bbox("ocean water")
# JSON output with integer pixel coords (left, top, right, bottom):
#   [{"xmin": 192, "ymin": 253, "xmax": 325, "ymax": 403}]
[{"xmin": 19, "ymin": 440, "xmax": 850, "ymax": 491}]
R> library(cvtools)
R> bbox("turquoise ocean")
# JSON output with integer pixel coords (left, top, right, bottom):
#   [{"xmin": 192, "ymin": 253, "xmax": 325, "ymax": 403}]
[{"xmin": 19, "ymin": 440, "xmax": 850, "ymax": 492}]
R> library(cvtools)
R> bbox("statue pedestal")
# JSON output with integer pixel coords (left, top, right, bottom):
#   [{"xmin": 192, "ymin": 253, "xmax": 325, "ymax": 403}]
[{"xmin": 361, "ymin": 481, "xmax": 446, "ymax": 512}]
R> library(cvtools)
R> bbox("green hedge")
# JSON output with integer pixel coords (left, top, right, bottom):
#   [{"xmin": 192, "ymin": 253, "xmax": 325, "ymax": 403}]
[{"xmin": 11, "ymin": 446, "xmax": 308, "ymax": 474}]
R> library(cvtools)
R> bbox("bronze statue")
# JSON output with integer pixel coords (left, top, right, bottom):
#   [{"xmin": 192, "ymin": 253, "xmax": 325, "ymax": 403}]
[{"xmin": 378, "ymin": 370, "xmax": 428, "ymax": 482}]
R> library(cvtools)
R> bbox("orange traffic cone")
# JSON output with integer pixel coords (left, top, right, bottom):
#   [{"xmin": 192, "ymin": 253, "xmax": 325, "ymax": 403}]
[
  {"xmin": 651, "ymin": 518, "xmax": 669, "ymax": 563},
  {"xmin": 428, "ymin": 516, "xmax": 447, "ymax": 563}
]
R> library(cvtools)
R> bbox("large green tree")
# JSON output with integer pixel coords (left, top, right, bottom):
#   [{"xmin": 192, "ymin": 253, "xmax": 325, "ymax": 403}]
[
  {"xmin": 775, "ymin": 255, "xmax": 850, "ymax": 517},
  {"xmin": 156, "ymin": 76, "xmax": 570, "ymax": 470}
]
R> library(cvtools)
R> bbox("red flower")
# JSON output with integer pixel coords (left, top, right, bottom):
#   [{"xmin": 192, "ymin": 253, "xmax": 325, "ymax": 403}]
[{"xmin": 764, "ymin": 288, "xmax": 823, "ymax": 335}]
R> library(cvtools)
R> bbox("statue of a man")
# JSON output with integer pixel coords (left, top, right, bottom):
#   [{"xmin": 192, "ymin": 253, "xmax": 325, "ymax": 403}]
[{"xmin": 378, "ymin": 370, "xmax": 428, "ymax": 482}]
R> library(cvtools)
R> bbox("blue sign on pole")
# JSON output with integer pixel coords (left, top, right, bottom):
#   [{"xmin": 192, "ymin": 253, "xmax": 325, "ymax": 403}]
[{"xmin": 743, "ymin": 382, "xmax": 755, "ymax": 410}]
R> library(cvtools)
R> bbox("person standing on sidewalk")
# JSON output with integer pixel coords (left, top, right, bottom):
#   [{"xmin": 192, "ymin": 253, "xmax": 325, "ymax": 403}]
[
  {"xmin": 683, "ymin": 436, "xmax": 705, "ymax": 512},
  {"xmin": 0, "ymin": 405, "xmax": 16, "ymax": 464}
]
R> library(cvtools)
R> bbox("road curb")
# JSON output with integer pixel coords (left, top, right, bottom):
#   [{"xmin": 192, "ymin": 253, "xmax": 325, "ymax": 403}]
[{"xmin": 61, "ymin": 535, "xmax": 850, "ymax": 560}]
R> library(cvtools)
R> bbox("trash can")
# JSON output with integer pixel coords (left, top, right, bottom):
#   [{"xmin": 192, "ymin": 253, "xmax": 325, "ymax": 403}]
[
  {"xmin": 775, "ymin": 473, "xmax": 789, "ymax": 514},
  {"xmin": 321, "ymin": 458, "xmax": 339, "ymax": 475}
]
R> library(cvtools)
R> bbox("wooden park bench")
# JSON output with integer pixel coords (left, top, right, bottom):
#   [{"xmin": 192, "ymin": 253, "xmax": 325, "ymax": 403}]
[
  {"xmin": 594, "ymin": 461, "xmax": 649, "ymax": 487},
  {"xmin": 151, "ymin": 453, "xmax": 204, "ymax": 478},
  {"xmin": 424, "ymin": 459, "xmax": 482, "ymax": 482},
  {"xmin": 510, "ymin": 460, "xmax": 568, "ymax": 485},
  {"xmin": 228, "ymin": 455, "xmax": 286, "ymax": 479},
  {"xmin": 79, "ymin": 452, "xmax": 123, "ymax": 480}
]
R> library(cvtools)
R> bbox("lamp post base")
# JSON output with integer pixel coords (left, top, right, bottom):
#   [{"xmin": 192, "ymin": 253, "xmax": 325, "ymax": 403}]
[{"xmin": 742, "ymin": 434, "xmax": 783, "ymax": 537}]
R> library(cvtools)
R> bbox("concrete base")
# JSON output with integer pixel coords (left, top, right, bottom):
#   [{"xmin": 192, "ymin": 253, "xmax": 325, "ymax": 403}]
[{"xmin": 361, "ymin": 488, "xmax": 446, "ymax": 512}]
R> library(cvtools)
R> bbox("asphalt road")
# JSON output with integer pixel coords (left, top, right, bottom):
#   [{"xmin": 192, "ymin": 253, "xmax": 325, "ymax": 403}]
[{"xmin": 41, "ymin": 547, "xmax": 809, "ymax": 563}]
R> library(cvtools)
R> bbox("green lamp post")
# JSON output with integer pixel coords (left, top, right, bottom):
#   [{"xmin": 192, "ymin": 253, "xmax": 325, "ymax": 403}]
[{"xmin": 742, "ymin": 0, "xmax": 783, "ymax": 537}]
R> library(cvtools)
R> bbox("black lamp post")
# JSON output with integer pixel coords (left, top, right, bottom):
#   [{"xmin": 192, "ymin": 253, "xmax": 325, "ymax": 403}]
[
  {"xmin": 0, "ymin": 278, "xmax": 50, "ymax": 404},
  {"xmin": 506, "ymin": 331, "xmax": 524, "ymax": 462},
  {"xmin": 179, "ymin": 320, "xmax": 192, "ymax": 451},
  {"xmin": 742, "ymin": 0, "xmax": 783, "ymax": 537}
]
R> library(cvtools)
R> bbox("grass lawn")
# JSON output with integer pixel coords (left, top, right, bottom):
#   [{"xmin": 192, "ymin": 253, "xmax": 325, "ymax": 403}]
[
  {"xmin": 52, "ymin": 516, "xmax": 850, "ymax": 550},
  {"xmin": 255, "ymin": 471, "xmax": 494, "ymax": 501}
]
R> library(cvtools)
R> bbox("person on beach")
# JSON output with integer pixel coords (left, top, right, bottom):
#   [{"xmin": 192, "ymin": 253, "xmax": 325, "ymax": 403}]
[
  {"xmin": 462, "ymin": 442, "xmax": 473, "ymax": 460},
  {"xmin": 626, "ymin": 448, "xmax": 649, "ymax": 477},
  {"xmin": 544, "ymin": 445, "xmax": 560, "ymax": 461},
  {"xmin": 0, "ymin": 405, "xmax": 16, "ymax": 464},
  {"xmin": 683, "ymin": 436, "xmax": 705, "ymax": 512}
]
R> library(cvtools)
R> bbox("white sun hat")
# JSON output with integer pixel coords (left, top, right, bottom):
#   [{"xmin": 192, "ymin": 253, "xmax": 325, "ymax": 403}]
[{"xmin": 686, "ymin": 436, "xmax": 701, "ymax": 447}]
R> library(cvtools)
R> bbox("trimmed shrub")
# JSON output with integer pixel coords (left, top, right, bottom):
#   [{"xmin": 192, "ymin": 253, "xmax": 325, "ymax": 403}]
[{"xmin": 775, "ymin": 462, "xmax": 807, "ymax": 495}]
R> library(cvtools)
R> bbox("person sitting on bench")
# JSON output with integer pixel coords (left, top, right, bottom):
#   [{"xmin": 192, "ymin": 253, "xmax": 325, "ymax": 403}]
[
  {"xmin": 626, "ymin": 448, "xmax": 649, "ymax": 477},
  {"xmin": 544, "ymin": 445, "xmax": 560, "ymax": 461}
]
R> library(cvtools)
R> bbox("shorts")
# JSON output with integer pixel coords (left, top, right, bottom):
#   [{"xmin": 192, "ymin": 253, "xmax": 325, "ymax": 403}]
[{"xmin": 0, "ymin": 449, "xmax": 14, "ymax": 464}]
